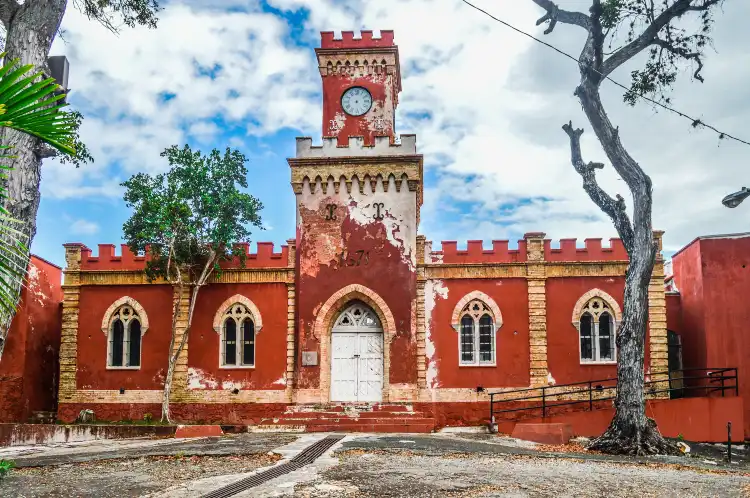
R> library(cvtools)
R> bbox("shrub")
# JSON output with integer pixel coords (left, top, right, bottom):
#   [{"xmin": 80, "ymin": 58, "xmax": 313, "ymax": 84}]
[{"xmin": 0, "ymin": 460, "xmax": 15, "ymax": 480}]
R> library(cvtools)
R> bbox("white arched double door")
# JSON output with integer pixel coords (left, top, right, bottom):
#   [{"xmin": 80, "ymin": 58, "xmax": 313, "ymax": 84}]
[{"xmin": 330, "ymin": 302, "xmax": 384, "ymax": 402}]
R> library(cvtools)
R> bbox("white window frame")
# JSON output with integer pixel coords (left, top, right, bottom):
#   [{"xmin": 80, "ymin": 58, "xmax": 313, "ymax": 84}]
[
  {"xmin": 220, "ymin": 304, "xmax": 256, "ymax": 369},
  {"xmin": 106, "ymin": 305, "xmax": 143, "ymax": 370},
  {"xmin": 578, "ymin": 298, "xmax": 617, "ymax": 365},
  {"xmin": 457, "ymin": 300, "xmax": 496, "ymax": 367}
]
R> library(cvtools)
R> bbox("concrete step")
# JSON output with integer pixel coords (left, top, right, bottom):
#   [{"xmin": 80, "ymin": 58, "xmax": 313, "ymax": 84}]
[
  {"xmin": 288, "ymin": 403, "xmax": 415, "ymax": 413},
  {"xmin": 305, "ymin": 422, "xmax": 434, "ymax": 433},
  {"xmin": 261, "ymin": 417, "xmax": 435, "ymax": 426},
  {"xmin": 275, "ymin": 411, "xmax": 427, "ymax": 420}
]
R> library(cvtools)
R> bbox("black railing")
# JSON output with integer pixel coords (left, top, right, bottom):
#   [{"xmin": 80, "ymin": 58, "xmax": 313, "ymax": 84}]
[{"xmin": 488, "ymin": 368, "xmax": 738, "ymax": 425}]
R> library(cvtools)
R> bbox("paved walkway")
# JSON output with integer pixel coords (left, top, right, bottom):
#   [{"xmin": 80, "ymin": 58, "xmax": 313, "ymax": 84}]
[{"xmin": 1, "ymin": 432, "xmax": 748, "ymax": 497}]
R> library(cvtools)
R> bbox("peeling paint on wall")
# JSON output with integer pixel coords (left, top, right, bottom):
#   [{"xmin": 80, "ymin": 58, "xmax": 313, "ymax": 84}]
[
  {"xmin": 424, "ymin": 279, "xmax": 448, "ymax": 391},
  {"xmin": 547, "ymin": 372, "xmax": 556, "ymax": 385},
  {"xmin": 187, "ymin": 367, "xmax": 218, "ymax": 390}
]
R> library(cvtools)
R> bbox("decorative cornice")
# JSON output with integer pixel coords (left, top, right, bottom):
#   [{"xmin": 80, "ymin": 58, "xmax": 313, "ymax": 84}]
[
  {"xmin": 421, "ymin": 261, "xmax": 628, "ymax": 280},
  {"xmin": 71, "ymin": 268, "xmax": 294, "ymax": 286}
]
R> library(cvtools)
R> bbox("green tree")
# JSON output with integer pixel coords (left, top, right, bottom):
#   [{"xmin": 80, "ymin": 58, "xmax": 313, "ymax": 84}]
[
  {"xmin": 527, "ymin": 0, "xmax": 724, "ymax": 455},
  {"xmin": 0, "ymin": 53, "xmax": 76, "ymax": 362},
  {"xmin": 122, "ymin": 144, "xmax": 263, "ymax": 423}
]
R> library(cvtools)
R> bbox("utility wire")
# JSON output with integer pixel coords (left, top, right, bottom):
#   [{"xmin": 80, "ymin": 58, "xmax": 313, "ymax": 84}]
[{"xmin": 460, "ymin": 0, "xmax": 750, "ymax": 147}]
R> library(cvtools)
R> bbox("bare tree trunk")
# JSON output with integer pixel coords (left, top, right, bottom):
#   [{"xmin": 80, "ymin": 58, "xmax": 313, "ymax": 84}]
[
  {"xmin": 572, "ymin": 81, "xmax": 677, "ymax": 456},
  {"xmin": 2, "ymin": 0, "xmax": 67, "ymax": 242},
  {"xmin": 0, "ymin": 0, "xmax": 68, "ymax": 362},
  {"xmin": 161, "ymin": 281, "xmax": 185, "ymax": 424},
  {"xmin": 161, "ymin": 252, "xmax": 216, "ymax": 423}
]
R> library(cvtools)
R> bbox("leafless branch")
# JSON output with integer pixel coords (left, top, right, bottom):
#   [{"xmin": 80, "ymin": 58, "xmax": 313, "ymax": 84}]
[
  {"xmin": 562, "ymin": 121, "xmax": 635, "ymax": 251},
  {"xmin": 653, "ymin": 37, "xmax": 705, "ymax": 82},
  {"xmin": 0, "ymin": 0, "xmax": 19, "ymax": 29},
  {"xmin": 600, "ymin": 0, "xmax": 721, "ymax": 79},
  {"xmin": 532, "ymin": 0, "xmax": 591, "ymax": 33}
]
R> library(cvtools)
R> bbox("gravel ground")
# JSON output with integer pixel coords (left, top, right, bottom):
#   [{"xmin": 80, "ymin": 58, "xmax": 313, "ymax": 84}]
[
  {"xmin": 292, "ymin": 449, "xmax": 750, "ymax": 498},
  {"xmin": 0, "ymin": 453, "xmax": 281, "ymax": 497}
]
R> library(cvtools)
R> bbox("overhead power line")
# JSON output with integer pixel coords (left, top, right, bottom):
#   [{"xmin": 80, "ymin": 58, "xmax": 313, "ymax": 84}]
[{"xmin": 460, "ymin": 0, "xmax": 750, "ymax": 147}]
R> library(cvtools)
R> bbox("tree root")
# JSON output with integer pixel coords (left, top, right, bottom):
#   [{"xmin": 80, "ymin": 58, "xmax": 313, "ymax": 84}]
[{"xmin": 588, "ymin": 417, "xmax": 681, "ymax": 456}]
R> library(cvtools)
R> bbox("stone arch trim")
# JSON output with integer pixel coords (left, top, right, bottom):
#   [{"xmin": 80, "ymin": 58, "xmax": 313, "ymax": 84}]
[
  {"xmin": 315, "ymin": 284, "xmax": 397, "ymax": 402},
  {"xmin": 100, "ymin": 296, "xmax": 150, "ymax": 335},
  {"xmin": 212, "ymin": 295, "xmax": 264, "ymax": 334},
  {"xmin": 450, "ymin": 290, "xmax": 503, "ymax": 332},
  {"xmin": 571, "ymin": 288, "xmax": 622, "ymax": 326}
]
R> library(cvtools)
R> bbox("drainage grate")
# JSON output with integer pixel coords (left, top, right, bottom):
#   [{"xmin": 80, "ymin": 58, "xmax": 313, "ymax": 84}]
[
  {"xmin": 200, "ymin": 435, "xmax": 345, "ymax": 498},
  {"xmin": 290, "ymin": 434, "xmax": 346, "ymax": 465}
]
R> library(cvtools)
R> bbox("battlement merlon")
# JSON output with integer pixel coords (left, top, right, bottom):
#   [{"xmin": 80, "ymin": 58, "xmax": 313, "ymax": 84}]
[
  {"xmin": 320, "ymin": 30, "xmax": 395, "ymax": 49},
  {"xmin": 295, "ymin": 135, "xmax": 417, "ymax": 158},
  {"xmin": 63, "ymin": 242, "xmax": 290, "ymax": 271}
]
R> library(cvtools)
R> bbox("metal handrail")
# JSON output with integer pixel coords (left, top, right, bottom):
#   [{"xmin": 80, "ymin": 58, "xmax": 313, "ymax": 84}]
[{"xmin": 488, "ymin": 368, "xmax": 738, "ymax": 425}]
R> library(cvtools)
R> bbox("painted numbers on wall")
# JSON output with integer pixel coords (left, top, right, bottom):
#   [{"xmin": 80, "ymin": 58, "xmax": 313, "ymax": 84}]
[{"xmin": 338, "ymin": 249, "xmax": 370, "ymax": 268}]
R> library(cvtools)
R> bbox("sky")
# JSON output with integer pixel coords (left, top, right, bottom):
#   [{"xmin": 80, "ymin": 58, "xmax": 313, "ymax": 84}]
[{"xmin": 34, "ymin": 0, "xmax": 750, "ymax": 268}]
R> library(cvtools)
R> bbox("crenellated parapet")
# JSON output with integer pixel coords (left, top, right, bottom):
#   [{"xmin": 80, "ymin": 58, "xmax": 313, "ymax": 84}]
[
  {"xmin": 295, "ymin": 135, "xmax": 416, "ymax": 158},
  {"xmin": 423, "ymin": 237, "xmax": 630, "ymax": 265},
  {"xmin": 544, "ymin": 238, "xmax": 628, "ymax": 261},
  {"xmin": 80, "ymin": 244, "xmax": 146, "ymax": 271},
  {"xmin": 72, "ymin": 242, "xmax": 291, "ymax": 271},
  {"xmin": 220, "ymin": 242, "xmax": 289, "ymax": 269},
  {"xmin": 425, "ymin": 240, "xmax": 527, "ymax": 264},
  {"xmin": 320, "ymin": 30, "xmax": 395, "ymax": 49}
]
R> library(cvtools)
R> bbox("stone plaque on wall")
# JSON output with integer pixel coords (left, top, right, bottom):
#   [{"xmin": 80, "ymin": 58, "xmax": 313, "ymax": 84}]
[{"xmin": 302, "ymin": 351, "xmax": 318, "ymax": 366}]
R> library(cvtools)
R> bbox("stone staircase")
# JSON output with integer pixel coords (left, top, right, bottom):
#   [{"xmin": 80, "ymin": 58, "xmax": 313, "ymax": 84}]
[{"xmin": 250, "ymin": 403, "xmax": 435, "ymax": 433}]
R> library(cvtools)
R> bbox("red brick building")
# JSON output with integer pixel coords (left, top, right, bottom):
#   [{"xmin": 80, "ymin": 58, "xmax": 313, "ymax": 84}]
[{"xmin": 50, "ymin": 31, "xmax": 673, "ymax": 429}]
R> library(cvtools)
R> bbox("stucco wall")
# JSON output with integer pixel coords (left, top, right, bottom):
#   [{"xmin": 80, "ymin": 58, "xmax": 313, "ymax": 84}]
[
  {"xmin": 0, "ymin": 256, "xmax": 62, "ymax": 422},
  {"xmin": 671, "ymin": 240, "xmax": 707, "ymax": 371},
  {"xmin": 187, "ymin": 283, "xmax": 288, "ymax": 391},
  {"xmin": 546, "ymin": 277, "xmax": 627, "ymax": 385},
  {"xmin": 76, "ymin": 285, "xmax": 172, "ymax": 391},
  {"xmin": 424, "ymin": 278, "xmax": 530, "ymax": 389}
]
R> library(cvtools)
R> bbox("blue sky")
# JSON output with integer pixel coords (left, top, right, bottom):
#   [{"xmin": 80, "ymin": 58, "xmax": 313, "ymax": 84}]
[{"xmin": 34, "ymin": 0, "xmax": 750, "ymax": 267}]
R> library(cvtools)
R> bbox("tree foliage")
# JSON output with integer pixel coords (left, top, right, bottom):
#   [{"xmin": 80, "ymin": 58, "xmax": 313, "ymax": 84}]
[
  {"xmin": 598, "ymin": 0, "xmax": 720, "ymax": 105},
  {"xmin": 122, "ymin": 145, "xmax": 263, "ymax": 281},
  {"xmin": 122, "ymin": 144, "xmax": 263, "ymax": 423}
]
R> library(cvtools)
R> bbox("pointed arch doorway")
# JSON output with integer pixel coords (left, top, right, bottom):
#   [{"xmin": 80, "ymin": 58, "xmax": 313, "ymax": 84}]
[{"xmin": 330, "ymin": 302, "xmax": 384, "ymax": 402}]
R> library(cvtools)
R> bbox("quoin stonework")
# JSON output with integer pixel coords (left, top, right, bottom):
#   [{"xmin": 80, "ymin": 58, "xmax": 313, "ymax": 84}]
[{"xmin": 51, "ymin": 31, "xmax": 676, "ymax": 428}]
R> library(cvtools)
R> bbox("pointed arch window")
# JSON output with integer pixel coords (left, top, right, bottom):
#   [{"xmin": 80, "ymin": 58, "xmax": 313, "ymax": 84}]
[
  {"xmin": 107, "ymin": 304, "xmax": 143, "ymax": 369},
  {"xmin": 219, "ymin": 302, "xmax": 258, "ymax": 368},
  {"xmin": 578, "ymin": 297, "xmax": 617, "ymax": 363},
  {"xmin": 458, "ymin": 299, "xmax": 496, "ymax": 366}
]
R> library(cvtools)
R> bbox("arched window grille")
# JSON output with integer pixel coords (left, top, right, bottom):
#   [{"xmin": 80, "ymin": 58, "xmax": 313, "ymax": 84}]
[
  {"xmin": 221, "ymin": 303, "xmax": 256, "ymax": 367},
  {"xmin": 458, "ymin": 299, "xmax": 496, "ymax": 366},
  {"xmin": 108, "ymin": 305, "xmax": 142, "ymax": 368},
  {"xmin": 578, "ymin": 297, "xmax": 616, "ymax": 363}
]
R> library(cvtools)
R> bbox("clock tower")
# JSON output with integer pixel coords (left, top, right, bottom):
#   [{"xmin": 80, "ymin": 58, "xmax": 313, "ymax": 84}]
[
  {"xmin": 316, "ymin": 30, "xmax": 402, "ymax": 146},
  {"xmin": 289, "ymin": 31, "xmax": 423, "ymax": 404}
]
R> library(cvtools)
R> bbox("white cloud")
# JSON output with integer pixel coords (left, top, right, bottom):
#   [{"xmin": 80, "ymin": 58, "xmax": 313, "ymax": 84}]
[
  {"xmin": 70, "ymin": 219, "xmax": 100, "ymax": 235},
  {"xmin": 46, "ymin": 1, "xmax": 321, "ymax": 199},
  {"xmin": 43, "ymin": 0, "xmax": 750, "ymax": 255}
]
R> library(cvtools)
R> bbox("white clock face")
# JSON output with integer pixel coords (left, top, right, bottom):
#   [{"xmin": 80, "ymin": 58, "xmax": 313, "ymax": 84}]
[{"xmin": 341, "ymin": 87, "xmax": 372, "ymax": 116}]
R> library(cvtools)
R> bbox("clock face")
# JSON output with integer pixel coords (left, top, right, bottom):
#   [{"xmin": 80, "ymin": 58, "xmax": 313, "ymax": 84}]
[{"xmin": 341, "ymin": 87, "xmax": 372, "ymax": 116}]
